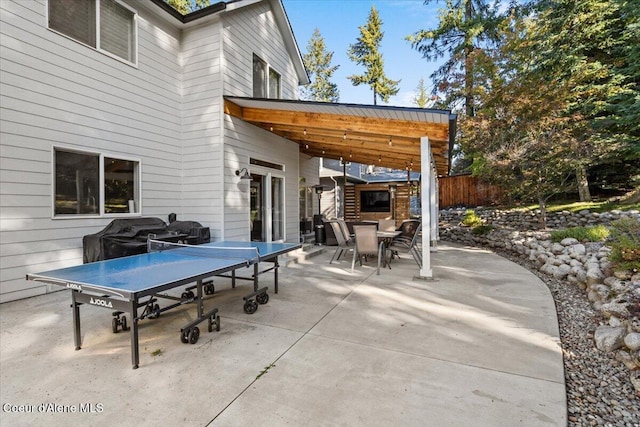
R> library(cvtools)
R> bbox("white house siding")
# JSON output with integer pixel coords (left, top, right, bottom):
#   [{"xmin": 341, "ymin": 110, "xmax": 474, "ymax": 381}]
[
  {"xmin": 220, "ymin": 2, "xmax": 303, "ymax": 242},
  {"xmin": 180, "ymin": 19, "xmax": 224, "ymax": 240},
  {"xmin": 0, "ymin": 0, "xmax": 183, "ymax": 302},
  {"xmin": 223, "ymin": 116, "xmax": 300, "ymax": 242},
  {"xmin": 222, "ymin": 1, "xmax": 299, "ymax": 98}
]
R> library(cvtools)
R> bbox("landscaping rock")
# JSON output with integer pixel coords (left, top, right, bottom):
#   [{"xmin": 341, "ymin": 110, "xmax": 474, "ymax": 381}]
[
  {"xmin": 594, "ymin": 326, "xmax": 626, "ymax": 352},
  {"xmin": 624, "ymin": 333, "xmax": 640, "ymax": 351}
]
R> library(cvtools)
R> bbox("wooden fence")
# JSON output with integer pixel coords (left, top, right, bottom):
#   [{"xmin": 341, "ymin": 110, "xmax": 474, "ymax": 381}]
[{"xmin": 439, "ymin": 175, "xmax": 505, "ymax": 208}]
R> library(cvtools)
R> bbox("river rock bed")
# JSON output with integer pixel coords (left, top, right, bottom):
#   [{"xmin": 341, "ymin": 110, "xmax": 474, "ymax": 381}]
[{"xmin": 439, "ymin": 207, "xmax": 640, "ymax": 426}]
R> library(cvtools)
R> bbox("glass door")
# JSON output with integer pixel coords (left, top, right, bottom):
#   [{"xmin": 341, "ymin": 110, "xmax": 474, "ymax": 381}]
[
  {"xmin": 271, "ymin": 176, "xmax": 284, "ymax": 241},
  {"xmin": 250, "ymin": 175, "xmax": 264, "ymax": 241},
  {"xmin": 250, "ymin": 173, "xmax": 285, "ymax": 242}
]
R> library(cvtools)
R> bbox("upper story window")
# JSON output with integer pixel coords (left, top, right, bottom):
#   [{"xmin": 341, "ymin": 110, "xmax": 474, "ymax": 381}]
[
  {"xmin": 54, "ymin": 148, "xmax": 141, "ymax": 217},
  {"xmin": 48, "ymin": 0, "xmax": 137, "ymax": 65},
  {"xmin": 253, "ymin": 54, "xmax": 280, "ymax": 99}
]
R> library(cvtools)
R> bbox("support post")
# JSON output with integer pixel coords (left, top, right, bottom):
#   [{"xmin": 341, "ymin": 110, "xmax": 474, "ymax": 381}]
[{"xmin": 420, "ymin": 137, "xmax": 433, "ymax": 278}]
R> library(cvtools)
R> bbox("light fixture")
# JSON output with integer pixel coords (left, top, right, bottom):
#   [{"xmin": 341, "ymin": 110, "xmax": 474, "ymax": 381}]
[
  {"xmin": 349, "ymin": 150, "xmax": 353, "ymax": 158},
  {"xmin": 303, "ymin": 128, "xmax": 307, "ymax": 136},
  {"xmin": 235, "ymin": 167, "xmax": 252, "ymax": 180},
  {"xmin": 269, "ymin": 125, "xmax": 274, "ymax": 132},
  {"xmin": 313, "ymin": 185, "xmax": 324, "ymax": 195},
  {"xmin": 378, "ymin": 154, "xmax": 382, "ymax": 163},
  {"xmin": 343, "ymin": 132, "xmax": 347, "ymax": 140},
  {"xmin": 388, "ymin": 137, "xmax": 393, "ymax": 146},
  {"xmin": 305, "ymin": 144, "xmax": 309, "ymax": 149},
  {"xmin": 322, "ymin": 147, "xmax": 325, "ymax": 155}
]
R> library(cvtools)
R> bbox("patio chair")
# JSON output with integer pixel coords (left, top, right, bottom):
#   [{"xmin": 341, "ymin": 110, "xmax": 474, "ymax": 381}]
[
  {"xmin": 351, "ymin": 225, "xmax": 384, "ymax": 274},
  {"xmin": 386, "ymin": 221, "xmax": 422, "ymax": 269},
  {"xmin": 378, "ymin": 219, "xmax": 396, "ymax": 232},
  {"xmin": 329, "ymin": 221, "xmax": 354, "ymax": 264}
]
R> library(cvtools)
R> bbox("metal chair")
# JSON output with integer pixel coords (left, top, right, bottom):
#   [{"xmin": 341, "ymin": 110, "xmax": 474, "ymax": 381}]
[
  {"xmin": 378, "ymin": 219, "xmax": 396, "ymax": 232},
  {"xmin": 351, "ymin": 225, "xmax": 384, "ymax": 274},
  {"xmin": 386, "ymin": 221, "xmax": 422, "ymax": 268},
  {"xmin": 329, "ymin": 221, "xmax": 354, "ymax": 264}
]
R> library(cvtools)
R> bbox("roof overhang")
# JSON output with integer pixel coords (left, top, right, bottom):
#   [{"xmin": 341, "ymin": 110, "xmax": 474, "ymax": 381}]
[{"xmin": 224, "ymin": 96, "xmax": 456, "ymax": 175}]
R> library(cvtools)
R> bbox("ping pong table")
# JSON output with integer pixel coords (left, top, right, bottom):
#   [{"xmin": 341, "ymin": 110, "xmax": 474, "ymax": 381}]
[{"xmin": 26, "ymin": 240, "xmax": 301, "ymax": 369}]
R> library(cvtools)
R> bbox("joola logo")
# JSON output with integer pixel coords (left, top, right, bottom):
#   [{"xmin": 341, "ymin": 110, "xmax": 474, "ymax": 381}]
[
  {"xmin": 89, "ymin": 297, "xmax": 113, "ymax": 308},
  {"xmin": 66, "ymin": 283, "xmax": 82, "ymax": 291}
]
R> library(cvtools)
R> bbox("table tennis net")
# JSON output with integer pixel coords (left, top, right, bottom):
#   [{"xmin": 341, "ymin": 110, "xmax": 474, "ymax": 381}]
[{"xmin": 148, "ymin": 239, "xmax": 260, "ymax": 264}]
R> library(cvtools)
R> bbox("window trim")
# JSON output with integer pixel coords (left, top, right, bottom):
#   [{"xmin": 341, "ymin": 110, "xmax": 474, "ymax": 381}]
[
  {"xmin": 46, "ymin": 0, "xmax": 139, "ymax": 67},
  {"xmin": 52, "ymin": 146, "xmax": 142, "ymax": 219},
  {"xmin": 252, "ymin": 53, "xmax": 281, "ymax": 99}
]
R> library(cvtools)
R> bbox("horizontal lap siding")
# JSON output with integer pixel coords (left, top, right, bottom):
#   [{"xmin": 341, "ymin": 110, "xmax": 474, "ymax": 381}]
[
  {"xmin": 222, "ymin": 3, "xmax": 301, "ymax": 242},
  {"xmin": 0, "ymin": 0, "xmax": 183, "ymax": 302},
  {"xmin": 223, "ymin": 117, "xmax": 300, "ymax": 242},
  {"xmin": 181, "ymin": 20, "xmax": 223, "ymax": 240}
]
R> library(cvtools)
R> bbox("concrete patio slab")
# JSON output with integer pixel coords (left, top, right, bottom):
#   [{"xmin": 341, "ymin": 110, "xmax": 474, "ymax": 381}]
[{"xmin": 0, "ymin": 242, "xmax": 566, "ymax": 426}]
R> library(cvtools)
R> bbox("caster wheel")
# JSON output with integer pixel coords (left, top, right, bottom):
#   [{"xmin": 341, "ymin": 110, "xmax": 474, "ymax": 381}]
[
  {"xmin": 187, "ymin": 291, "xmax": 195, "ymax": 299},
  {"xmin": 256, "ymin": 293, "xmax": 269, "ymax": 305},
  {"xmin": 208, "ymin": 315, "xmax": 221, "ymax": 332},
  {"xmin": 121, "ymin": 316, "xmax": 128, "ymax": 331},
  {"xmin": 189, "ymin": 327, "xmax": 200, "ymax": 344},
  {"xmin": 243, "ymin": 300, "xmax": 258, "ymax": 314},
  {"xmin": 204, "ymin": 283, "xmax": 215, "ymax": 295},
  {"xmin": 112, "ymin": 317, "xmax": 119, "ymax": 334},
  {"xmin": 152, "ymin": 304, "xmax": 160, "ymax": 318},
  {"xmin": 180, "ymin": 330, "xmax": 189, "ymax": 344},
  {"xmin": 181, "ymin": 292, "xmax": 189, "ymax": 300}
]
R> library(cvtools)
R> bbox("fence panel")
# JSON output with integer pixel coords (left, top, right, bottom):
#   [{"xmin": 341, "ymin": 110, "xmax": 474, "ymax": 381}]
[{"xmin": 439, "ymin": 175, "xmax": 504, "ymax": 208}]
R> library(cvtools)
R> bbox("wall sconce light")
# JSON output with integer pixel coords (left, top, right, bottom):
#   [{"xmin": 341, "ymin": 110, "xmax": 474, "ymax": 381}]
[{"xmin": 235, "ymin": 168, "xmax": 252, "ymax": 180}]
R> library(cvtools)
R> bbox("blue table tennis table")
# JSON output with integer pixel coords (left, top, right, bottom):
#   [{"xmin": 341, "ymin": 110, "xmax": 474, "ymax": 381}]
[{"xmin": 26, "ymin": 240, "xmax": 301, "ymax": 369}]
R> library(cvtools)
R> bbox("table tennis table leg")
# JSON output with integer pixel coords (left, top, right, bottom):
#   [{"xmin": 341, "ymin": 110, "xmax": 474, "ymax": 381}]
[
  {"xmin": 130, "ymin": 300, "xmax": 140, "ymax": 369},
  {"xmin": 274, "ymin": 256, "xmax": 279, "ymax": 294},
  {"xmin": 253, "ymin": 263, "xmax": 259, "ymax": 292},
  {"xmin": 72, "ymin": 291, "xmax": 81, "ymax": 351}
]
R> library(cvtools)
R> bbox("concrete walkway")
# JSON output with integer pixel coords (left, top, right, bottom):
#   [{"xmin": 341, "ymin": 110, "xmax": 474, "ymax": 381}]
[{"xmin": 0, "ymin": 243, "xmax": 566, "ymax": 426}]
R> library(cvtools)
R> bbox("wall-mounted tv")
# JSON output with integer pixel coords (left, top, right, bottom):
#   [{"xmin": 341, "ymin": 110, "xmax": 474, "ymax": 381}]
[{"xmin": 360, "ymin": 190, "xmax": 390, "ymax": 212}]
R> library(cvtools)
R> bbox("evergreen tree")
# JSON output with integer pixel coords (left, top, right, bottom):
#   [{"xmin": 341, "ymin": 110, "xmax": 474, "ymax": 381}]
[
  {"xmin": 412, "ymin": 78, "xmax": 433, "ymax": 108},
  {"xmin": 406, "ymin": 0, "xmax": 504, "ymax": 117},
  {"xmin": 301, "ymin": 28, "xmax": 340, "ymax": 102},
  {"xmin": 347, "ymin": 6, "xmax": 400, "ymax": 105},
  {"xmin": 534, "ymin": 0, "xmax": 639, "ymax": 199},
  {"xmin": 165, "ymin": 0, "xmax": 210, "ymax": 15}
]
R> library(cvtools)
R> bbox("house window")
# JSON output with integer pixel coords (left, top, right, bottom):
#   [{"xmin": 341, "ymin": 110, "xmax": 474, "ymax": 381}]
[
  {"xmin": 48, "ymin": 0, "xmax": 137, "ymax": 65},
  {"xmin": 54, "ymin": 148, "xmax": 140, "ymax": 217},
  {"xmin": 253, "ymin": 54, "xmax": 281, "ymax": 99},
  {"xmin": 268, "ymin": 68, "xmax": 281, "ymax": 99}
]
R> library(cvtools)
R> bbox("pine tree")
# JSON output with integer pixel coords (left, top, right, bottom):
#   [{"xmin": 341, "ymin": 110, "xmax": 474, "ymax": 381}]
[
  {"xmin": 301, "ymin": 28, "xmax": 340, "ymax": 102},
  {"xmin": 165, "ymin": 0, "xmax": 210, "ymax": 15},
  {"xmin": 347, "ymin": 6, "xmax": 400, "ymax": 105},
  {"xmin": 406, "ymin": 0, "xmax": 503, "ymax": 117},
  {"xmin": 412, "ymin": 78, "xmax": 433, "ymax": 108}
]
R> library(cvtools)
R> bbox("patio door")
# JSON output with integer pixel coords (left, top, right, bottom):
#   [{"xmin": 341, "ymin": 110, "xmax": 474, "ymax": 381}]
[{"xmin": 250, "ymin": 172, "xmax": 284, "ymax": 242}]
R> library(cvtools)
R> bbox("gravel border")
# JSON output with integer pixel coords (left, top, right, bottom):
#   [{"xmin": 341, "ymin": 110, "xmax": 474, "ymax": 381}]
[{"xmin": 495, "ymin": 249, "xmax": 640, "ymax": 427}]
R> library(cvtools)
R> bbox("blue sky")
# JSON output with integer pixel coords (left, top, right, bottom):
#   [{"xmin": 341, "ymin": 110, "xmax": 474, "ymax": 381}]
[{"xmin": 282, "ymin": 0, "xmax": 443, "ymax": 107}]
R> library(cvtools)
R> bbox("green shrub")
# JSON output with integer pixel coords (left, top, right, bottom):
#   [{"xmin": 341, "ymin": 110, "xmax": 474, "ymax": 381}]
[
  {"xmin": 608, "ymin": 218, "xmax": 640, "ymax": 273},
  {"xmin": 472, "ymin": 225, "xmax": 494, "ymax": 235},
  {"xmin": 462, "ymin": 209, "xmax": 483, "ymax": 227},
  {"xmin": 550, "ymin": 225, "xmax": 610, "ymax": 243}
]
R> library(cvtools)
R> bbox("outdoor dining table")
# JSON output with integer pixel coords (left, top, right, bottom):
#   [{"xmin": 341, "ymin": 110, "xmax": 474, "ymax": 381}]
[{"xmin": 376, "ymin": 230, "xmax": 402, "ymax": 269}]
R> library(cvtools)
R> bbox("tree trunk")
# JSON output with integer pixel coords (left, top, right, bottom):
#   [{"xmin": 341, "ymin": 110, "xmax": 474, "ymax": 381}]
[
  {"xmin": 538, "ymin": 194, "xmax": 548, "ymax": 229},
  {"xmin": 464, "ymin": 0, "xmax": 474, "ymax": 118},
  {"xmin": 576, "ymin": 165, "xmax": 592, "ymax": 202}
]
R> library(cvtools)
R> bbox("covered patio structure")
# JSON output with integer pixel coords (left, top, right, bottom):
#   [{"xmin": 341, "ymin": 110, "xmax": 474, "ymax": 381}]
[{"xmin": 224, "ymin": 96, "xmax": 457, "ymax": 278}]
